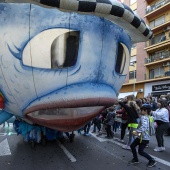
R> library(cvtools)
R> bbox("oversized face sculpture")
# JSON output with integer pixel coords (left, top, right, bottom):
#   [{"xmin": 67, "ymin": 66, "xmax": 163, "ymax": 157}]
[{"xmin": 0, "ymin": 1, "xmax": 152, "ymax": 131}]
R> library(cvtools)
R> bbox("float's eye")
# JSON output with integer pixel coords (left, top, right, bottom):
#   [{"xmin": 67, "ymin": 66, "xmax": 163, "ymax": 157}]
[
  {"xmin": 51, "ymin": 31, "xmax": 79, "ymax": 68},
  {"xmin": 22, "ymin": 29, "xmax": 80, "ymax": 69},
  {"xmin": 115, "ymin": 43, "xmax": 130, "ymax": 75}
]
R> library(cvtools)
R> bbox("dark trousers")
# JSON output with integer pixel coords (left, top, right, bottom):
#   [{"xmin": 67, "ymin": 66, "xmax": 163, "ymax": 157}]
[
  {"xmin": 156, "ymin": 122, "xmax": 169, "ymax": 147},
  {"xmin": 120, "ymin": 122, "xmax": 128, "ymax": 140},
  {"xmin": 93, "ymin": 123, "xmax": 101, "ymax": 132},
  {"xmin": 113, "ymin": 121, "xmax": 121, "ymax": 132},
  {"xmin": 84, "ymin": 122, "xmax": 91, "ymax": 134},
  {"xmin": 130, "ymin": 138, "xmax": 153, "ymax": 161},
  {"xmin": 105, "ymin": 125, "xmax": 113, "ymax": 137}
]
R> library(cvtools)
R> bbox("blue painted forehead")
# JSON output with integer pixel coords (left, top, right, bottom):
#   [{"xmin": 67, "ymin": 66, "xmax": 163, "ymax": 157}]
[{"xmin": 1, "ymin": 3, "xmax": 131, "ymax": 61}]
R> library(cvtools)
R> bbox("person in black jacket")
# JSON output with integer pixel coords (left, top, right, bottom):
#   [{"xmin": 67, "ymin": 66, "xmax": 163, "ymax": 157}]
[
  {"xmin": 91, "ymin": 115, "xmax": 102, "ymax": 133},
  {"xmin": 119, "ymin": 96, "xmax": 139, "ymax": 150},
  {"xmin": 104, "ymin": 107, "xmax": 114, "ymax": 139}
]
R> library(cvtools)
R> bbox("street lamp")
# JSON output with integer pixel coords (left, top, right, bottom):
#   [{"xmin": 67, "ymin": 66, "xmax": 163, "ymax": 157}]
[{"xmin": 130, "ymin": 62, "xmax": 136, "ymax": 96}]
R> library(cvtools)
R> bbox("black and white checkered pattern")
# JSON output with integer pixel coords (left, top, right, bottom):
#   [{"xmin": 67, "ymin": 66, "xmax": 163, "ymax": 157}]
[{"xmin": 38, "ymin": 0, "xmax": 153, "ymax": 40}]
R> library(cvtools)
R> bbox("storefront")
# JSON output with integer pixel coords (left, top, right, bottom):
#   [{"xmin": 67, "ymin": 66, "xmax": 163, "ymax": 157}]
[
  {"xmin": 151, "ymin": 83, "xmax": 170, "ymax": 97},
  {"xmin": 145, "ymin": 80, "xmax": 170, "ymax": 98}
]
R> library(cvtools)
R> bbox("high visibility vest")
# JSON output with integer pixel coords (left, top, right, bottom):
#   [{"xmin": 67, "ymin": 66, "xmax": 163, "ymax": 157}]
[
  {"xmin": 128, "ymin": 123, "xmax": 138, "ymax": 128},
  {"xmin": 0, "ymin": 94, "xmax": 5, "ymax": 109},
  {"xmin": 148, "ymin": 115, "xmax": 154, "ymax": 123}
]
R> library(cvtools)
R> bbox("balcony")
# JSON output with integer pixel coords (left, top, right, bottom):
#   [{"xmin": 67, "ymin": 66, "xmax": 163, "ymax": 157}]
[
  {"xmin": 145, "ymin": 71, "xmax": 170, "ymax": 80},
  {"xmin": 146, "ymin": 0, "xmax": 155, "ymax": 3},
  {"xmin": 148, "ymin": 32, "xmax": 170, "ymax": 46},
  {"xmin": 151, "ymin": 21, "xmax": 170, "ymax": 33},
  {"xmin": 145, "ymin": 50, "xmax": 170, "ymax": 64},
  {"xmin": 145, "ymin": 0, "xmax": 170, "ymax": 19}
]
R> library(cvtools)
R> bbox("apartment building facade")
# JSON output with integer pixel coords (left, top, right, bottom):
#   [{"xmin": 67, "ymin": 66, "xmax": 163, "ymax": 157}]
[{"xmin": 119, "ymin": 0, "xmax": 170, "ymax": 99}]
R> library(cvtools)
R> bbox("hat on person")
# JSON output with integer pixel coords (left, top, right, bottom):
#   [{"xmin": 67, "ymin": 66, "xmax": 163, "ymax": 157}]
[{"xmin": 141, "ymin": 105, "xmax": 151, "ymax": 111}]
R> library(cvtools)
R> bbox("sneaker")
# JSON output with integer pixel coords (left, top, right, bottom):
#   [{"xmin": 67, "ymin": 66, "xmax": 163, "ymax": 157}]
[
  {"xmin": 122, "ymin": 145, "xmax": 131, "ymax": 150},
  {"xmin": 161, "ymin": 147, "xmax": 165, "ymax": 151},
  {"xmin": 128, "ymin": 158, "xmax": 139, "ymax": 164},
  {"xmin": 96, "ymin": 133, "xmax": 102, "ymax": 137},
  {"xmin": 147, "ymin": 160, "xmax": 157, "ymax": 168},
  {"xmin": 118, "ymin": 139, "xmax": 124, "ymax": 143},
  {"xmin": 85, "ymin": 133, "xmax": 90, "ymax": 136},
  {"xmin": 105, "ymin": 136, "xmax": 113, "ymax": 139},
  {"xmin": 146, "ymin": 144, "xmax": 149, "ymax": 148},
  {"xmin": 153, "ymin": 147, "xmax": 164, "ymax": 152}
]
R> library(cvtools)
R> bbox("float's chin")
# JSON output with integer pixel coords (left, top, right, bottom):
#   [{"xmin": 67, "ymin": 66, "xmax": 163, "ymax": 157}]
[{"xmin": 25, "ymin": 106, "xmax": 105, "ymax": 132}]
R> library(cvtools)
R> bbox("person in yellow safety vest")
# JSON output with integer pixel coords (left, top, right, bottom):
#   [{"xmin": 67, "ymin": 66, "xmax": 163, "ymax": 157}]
[
  {"xmin": 129, "ymin": 105, "xmax": 157, "ymax": 168},
  {"xmin": 148, "ymin": 115, "xmax": 155, "ymax": 136}
]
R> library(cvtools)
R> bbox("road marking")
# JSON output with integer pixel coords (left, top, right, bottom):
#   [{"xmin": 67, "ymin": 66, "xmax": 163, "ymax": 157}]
[
  {"xmin": 8, "ymin": 132, "xmax": 17, "ymax": 136},
  {"xmin": 150, "ymin": 155, "xmax": 170, "ymax": 167},
  {"xmin": 90, "ymin": 133, "xmax": 123, "ymax": 146},
  {"xmin": 0, "ymin": 139, "xmax": 11, "ymax": 156},
  {"xmin": 0, "ymin": 133, "xmax": 7, "ymax": 136},
  {"xmin": 56, "ymin": 140, "xmax": 77, "ymax": 163},
  {"xmin": 90, "ymin": 132, "xmax": 170, "ymax": 167},
  {"xmin": 0, "ymin": 132, "xmax": 17, "ymax": 136}
]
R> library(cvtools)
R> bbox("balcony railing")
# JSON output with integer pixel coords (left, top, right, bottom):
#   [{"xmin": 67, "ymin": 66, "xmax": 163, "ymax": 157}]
[
  {"xmin": 145, "ymin": 50, "xmax": 170, "ymax": 63},
  {"xmin": 145, "ymin": 71, "xmax": 170, "ymax": 80},
  {"xmin": 149, "ymin": 33, "xmax": 170, "ymax": 46},
  {"xmin": 146, "ymin": 0, "xmax": 170, "ymax": 14}
]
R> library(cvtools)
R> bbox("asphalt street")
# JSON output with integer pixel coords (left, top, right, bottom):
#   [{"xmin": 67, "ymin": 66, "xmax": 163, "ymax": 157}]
[{"xmin": 0, "ymin": 123, "xmax": 170, "ymax": 170}]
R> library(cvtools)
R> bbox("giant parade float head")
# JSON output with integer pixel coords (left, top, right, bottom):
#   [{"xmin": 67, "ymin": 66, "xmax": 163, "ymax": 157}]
[{"xmin": 0, "ymin": 0, "xmax": 153, "ymax": 131}]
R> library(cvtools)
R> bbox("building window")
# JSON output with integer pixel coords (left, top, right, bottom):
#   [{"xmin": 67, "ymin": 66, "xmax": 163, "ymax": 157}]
[
  {"xmin": 149, "ymin": 69, "xmax": 154, "ymax": 79},
  {"xmin": 129, "ymin": 70, "xmax": 136, "ymax": 79},
  {"xmin": 154, "ymin": 67, "xmax": 164, "ymax": 78},
  {"xmin": 149, "ymin": 15, "xmax": 165, "ymax": 29},
  {"xmin": 150, "ymin": 32, "xmax": 165, "ymax": 45},
  {"xmin": 130, "ymin": 0, "xmax": 137, "ymax": 5},
  {"xmin": 130, "ymin": 56, "xmax": 136, "ymax": 64}
]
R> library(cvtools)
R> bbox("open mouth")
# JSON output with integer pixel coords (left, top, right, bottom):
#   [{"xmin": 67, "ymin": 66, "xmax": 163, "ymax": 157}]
[
  {"xmin": 25, "ymin": 106, "xmax": 105, "ymax": 132},
  {"xmin": 24, "ymin": 83, "xmax": 117, "ymax": 132},
  {"xmin": 25, "ymin": 97, "xmax": 114, "ymax": 132}
]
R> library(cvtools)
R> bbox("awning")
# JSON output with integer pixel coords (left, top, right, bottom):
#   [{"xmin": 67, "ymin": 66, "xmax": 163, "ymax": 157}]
[{"xmin": 118, "ymin": 92, "xmax": 138, "ymax": 99}]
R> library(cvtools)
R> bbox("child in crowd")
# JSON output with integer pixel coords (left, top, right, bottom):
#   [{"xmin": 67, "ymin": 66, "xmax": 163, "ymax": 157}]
[{"xmin": 129, "ymin": 105, "xmax": 157, "ymax": 168}]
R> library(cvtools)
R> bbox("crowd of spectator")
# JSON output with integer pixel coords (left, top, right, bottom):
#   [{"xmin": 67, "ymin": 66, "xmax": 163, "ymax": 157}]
[{"xmin": 81, "ymin": 93, "xmax": 170, "ymax": 167}]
